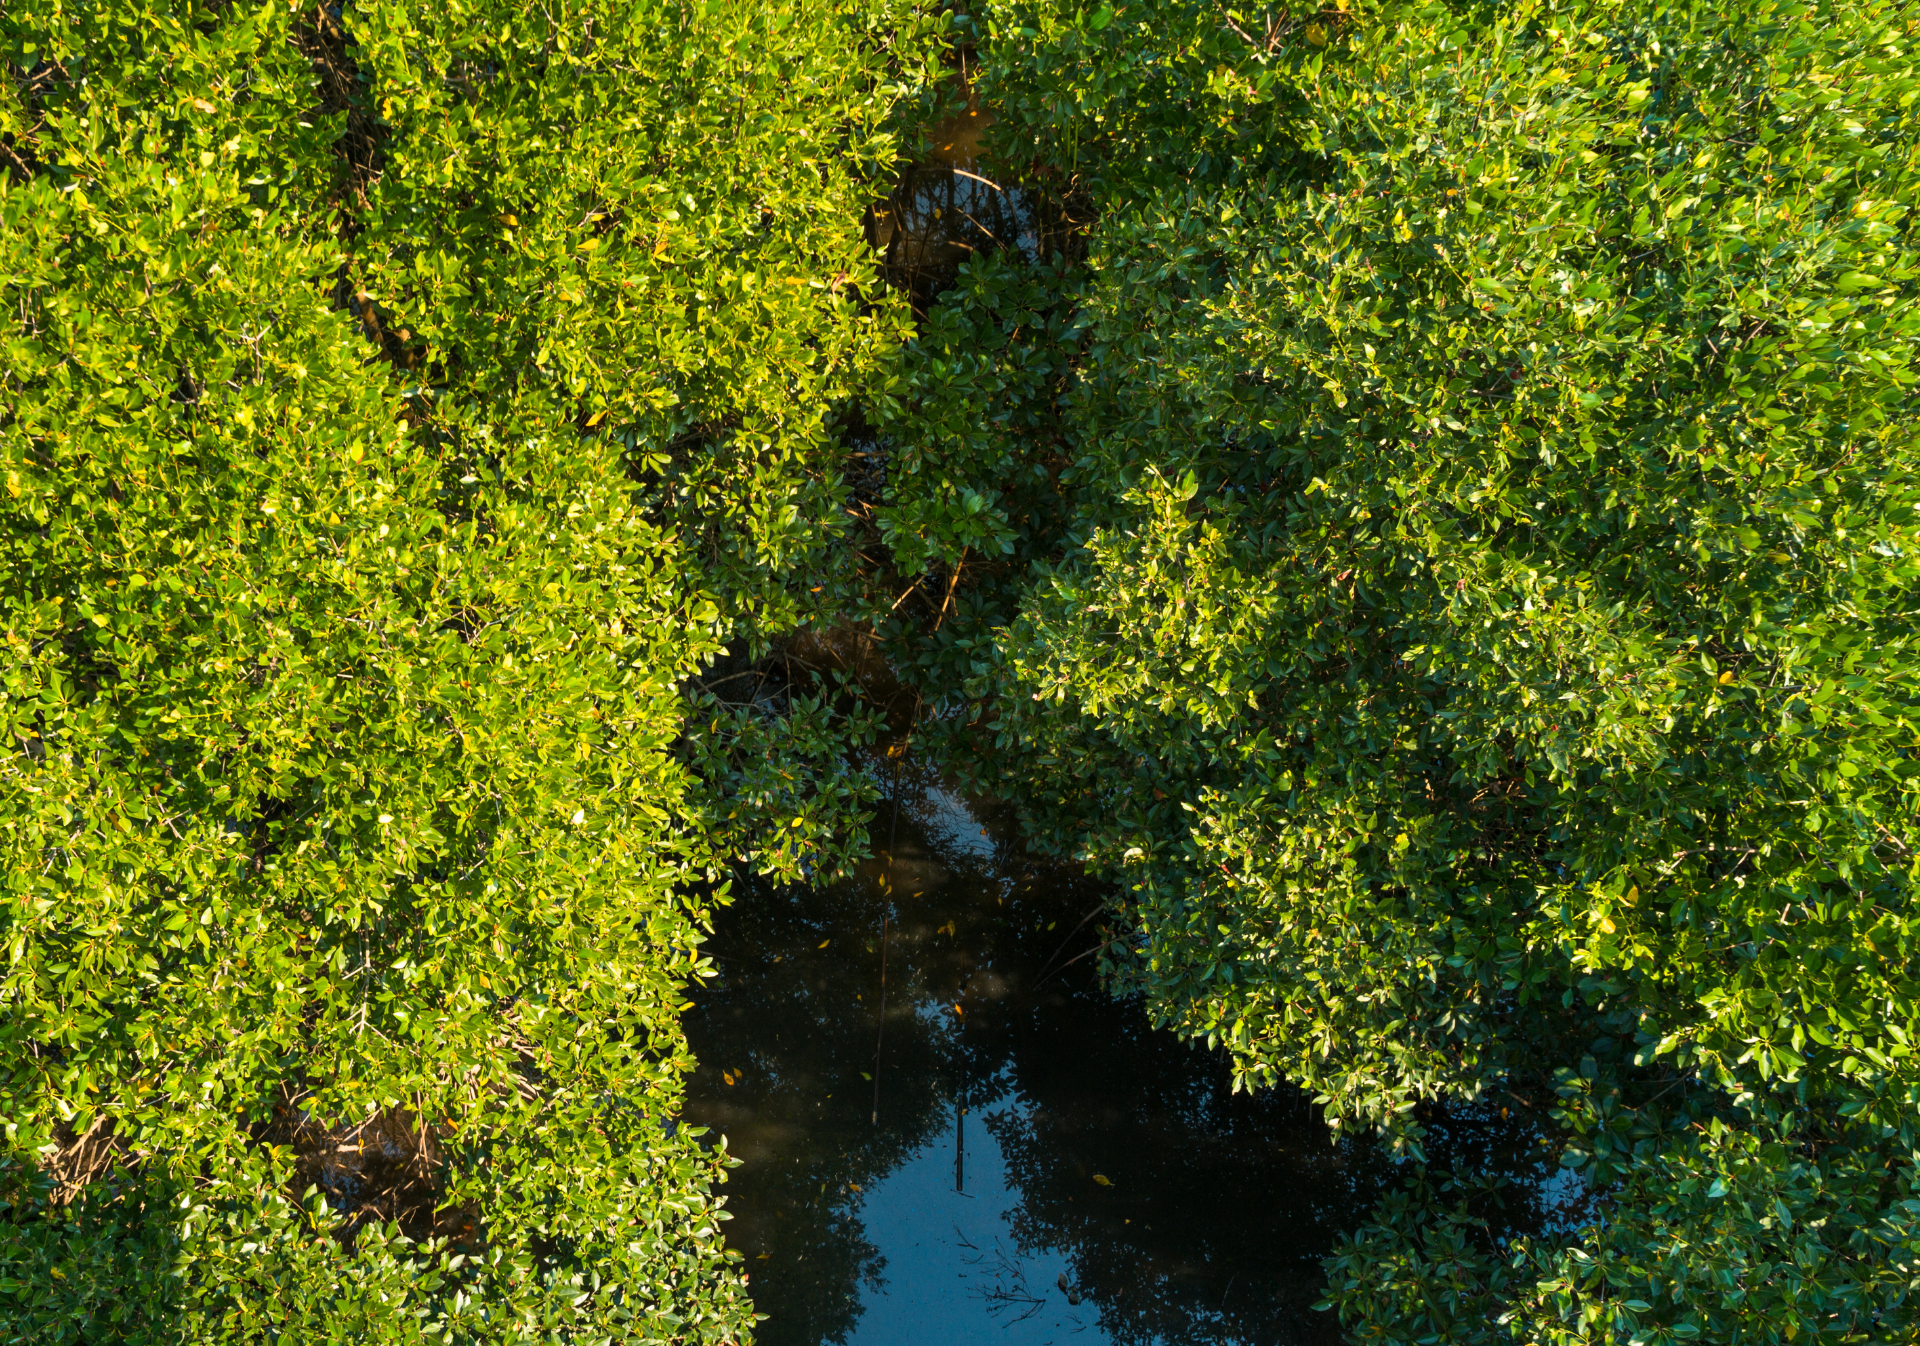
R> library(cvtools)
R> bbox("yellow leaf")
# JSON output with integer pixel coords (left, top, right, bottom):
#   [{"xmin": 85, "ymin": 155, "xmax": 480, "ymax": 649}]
[
  {"xmin": 191, "ymin": 98, "xmax": 216, "ymax": 113},
  {"xmin": 584, "ymin": 409, "xmax": 607, "ymax": 428},
  {"xmin": 817, "ymin": 939, "xmax": 830, "ymax": 949},
  {"xmin": 1718, "ymin": 671, "xmax": 1735, "ymax": 684},
  {"xmin": 1092, "ymin": 1173, "xmax": 1112, "ymax": 1187}
]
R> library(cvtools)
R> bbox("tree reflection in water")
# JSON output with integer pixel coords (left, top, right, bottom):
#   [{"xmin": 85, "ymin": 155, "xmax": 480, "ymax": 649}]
[{"xmin": 681, "ymin": 757, "xmax": 1394, "ymax": 1346}]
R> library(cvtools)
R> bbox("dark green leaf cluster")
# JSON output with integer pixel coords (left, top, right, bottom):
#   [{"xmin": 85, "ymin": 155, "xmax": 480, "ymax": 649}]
[{"xmin": 876, "ymin": 0, "xmax": 1920, "ymax": 1337}]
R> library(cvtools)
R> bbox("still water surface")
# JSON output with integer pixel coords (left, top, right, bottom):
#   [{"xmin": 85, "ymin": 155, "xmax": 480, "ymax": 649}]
[
  {"xmin": 867, "ymin": 92, "xmax": 1085, "ymax": 312},
  {"xmin": 682, "ymin": 762, "xmax": 1388, "ymax": 1346}
]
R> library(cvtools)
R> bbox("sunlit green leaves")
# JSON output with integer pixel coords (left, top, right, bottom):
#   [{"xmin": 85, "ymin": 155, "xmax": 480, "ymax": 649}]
[{"xmin": 0, "ymin": 0, "xmax": 944, "ymax": 1339}]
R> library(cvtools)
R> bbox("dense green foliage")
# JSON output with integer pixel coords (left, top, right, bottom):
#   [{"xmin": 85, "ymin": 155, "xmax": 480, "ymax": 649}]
[
  {"xmin": 874, "ymin": 0, "xmax": 1920, "ymax": 1339},
  {"xmin": 12, "ymin": 0, "xmax": 1920, "ymax": 1339},
  {"xmin": 0, "ymin": 1, "xmax": 937, "ymax": 1340}
]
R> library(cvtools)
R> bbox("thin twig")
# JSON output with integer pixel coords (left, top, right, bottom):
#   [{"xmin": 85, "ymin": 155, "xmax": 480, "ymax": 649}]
[
  {"xmin": 950, "ymin": 166, "xmax": 1003, "ymax": 193},
  {"xmin": 949, "ymin": 202, "xmax": 1004, "ymax": 245},
  {"xmin": 1032, "ymin": 938, "xmax": 1117, "ymax": 992},
  {"xmin": 1035, "ymin": 904, "xmax": 1107, "ymax": 981},
  {"xmin": 933, "ymin": 548, "xmax": 968, "ymax": 632},
  {"xmin": 693, "ymin": 667, "xmax": 770, "ymax": 693}
]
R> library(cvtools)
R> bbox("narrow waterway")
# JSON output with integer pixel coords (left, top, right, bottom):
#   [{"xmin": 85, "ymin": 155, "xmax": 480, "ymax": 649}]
[
  {"xmin": 677, "ymin": 85, "xmax": 1574, "ymax": 1345},
  {"xmin": 681, "ymin": 758, "xmax": 1388, "ymax": 1346},
  {"xmin": 683, "ymin": 97, "xmax": 1373, "ymax": 1346}
]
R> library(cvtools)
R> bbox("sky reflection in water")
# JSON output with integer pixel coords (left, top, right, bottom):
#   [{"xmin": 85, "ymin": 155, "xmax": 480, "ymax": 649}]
[
  {"xmin": 847, "ymin": 1103, "xmax": 1087, "ymax": 1345},
  {"xmin": 681, "ymin": 760, "xmax": 1382, "ymax": 1346}
]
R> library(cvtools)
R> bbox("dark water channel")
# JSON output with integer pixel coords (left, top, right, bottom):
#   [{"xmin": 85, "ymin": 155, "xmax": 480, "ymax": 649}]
[
  {"xmin": 680, "ymin": 91, "xmax": 1570, "ymax": 1345},
  {"xmin": 682, "ymin": 94, "xmax": 1379, "ymax": 1346},
  {"xmin": 682, "ymin": 761, "xmax": 1388, "ymax": 1346}
]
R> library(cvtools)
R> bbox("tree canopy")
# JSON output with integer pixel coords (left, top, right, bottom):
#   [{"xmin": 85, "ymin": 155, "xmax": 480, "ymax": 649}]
[
  {"xmin": 0, "ymin": 1, "xmax": 938, "ymax": 1340},
  {"xmin": 872, "ymin": 0, "xmax": 1920, "ymax": 1340},
  {"xmin": 8, "ymin": 0, "xmax": 1920, "ymax": 1341}
]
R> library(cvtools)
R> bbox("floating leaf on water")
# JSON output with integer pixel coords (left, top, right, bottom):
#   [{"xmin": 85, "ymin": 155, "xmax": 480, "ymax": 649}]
[
  {"xmin": 817, "ymin": 939, "xmax": 830, "ymax": 949},
  {"xmin": 1092, "ymin": 1173, "xmax": 1112, "ymax": 1186}
]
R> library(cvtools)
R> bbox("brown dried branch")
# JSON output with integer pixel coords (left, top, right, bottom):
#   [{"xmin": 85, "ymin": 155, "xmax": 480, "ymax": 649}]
[{"xmin": 43, "ymin": 1113, "xmax": 130, "ymax": 1205}]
